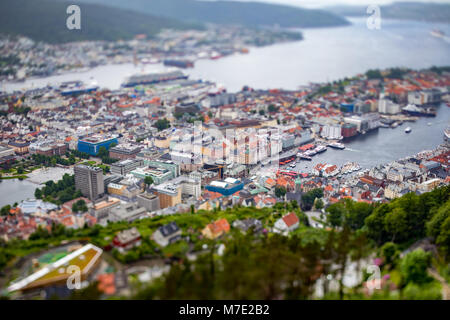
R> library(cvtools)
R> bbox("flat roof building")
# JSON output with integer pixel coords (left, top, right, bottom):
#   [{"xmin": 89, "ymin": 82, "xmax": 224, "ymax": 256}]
[
  {"xmin": 110, "ymin": 159, "xmax": 144, "ymax": 176},
  {"xmin": 109, "ymin": 202, "xmax": 147, "ymax": 222},
  {"xmin": 77, "ymin": 134, "xmax": 118, "ymax": 156}
]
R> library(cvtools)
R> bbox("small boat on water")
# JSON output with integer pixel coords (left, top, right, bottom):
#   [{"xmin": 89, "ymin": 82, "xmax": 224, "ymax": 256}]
[
  {"xmin": 298, "ymin": 153, "xmax": 312, "ymax": 161},
  {"xmin": 405, "ymin": 127, "xmax": 412, "ymax": 133},
  {"xmin": 427, "ymin": 122, "xmax": 432, "ymax": 126},
  {"xmin": 327, "ymin": 142, "xmax": 345, "ymax": 150},
  {"xmin": 430, "ymin": 29, "xmax": 445, "ymax": 38},
  {"xmin": 314, "ymin": 145, "xmax": 327, "ymax": 154}
]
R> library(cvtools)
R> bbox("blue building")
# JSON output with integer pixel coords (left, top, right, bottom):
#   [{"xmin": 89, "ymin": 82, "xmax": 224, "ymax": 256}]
[
  {"xmin": 206, "ymin": 177, "xmax": 244, "ymax": 196},
  {"xmin": 340, "ymin": 103, "xmax": 354, "ymax": 113},
  {"xmin": 77, "ymin": 135, "xmax": 118, "ymax": 156}
]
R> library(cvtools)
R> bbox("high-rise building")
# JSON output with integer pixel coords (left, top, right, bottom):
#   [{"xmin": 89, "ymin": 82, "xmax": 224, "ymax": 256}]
[{"xmin": 74, "ymin": 165, "xmax": 104, "ymax": 201}]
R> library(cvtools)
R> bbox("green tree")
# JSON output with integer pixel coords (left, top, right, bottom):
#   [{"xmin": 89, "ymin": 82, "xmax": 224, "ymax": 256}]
[
  {"xmin": 144, "ymin": 176, "xmax": 154, "ymax": 188},
  {"xmin": 97, "ymin": 146, "xmax": 108, "ymax": 158},
  {"xmin": 381, "ymin": 242, "xmax": 398, "ymax": 266},
  {"xmin": 436, "ymin": 216, "xmax": 450, "ymax": 256},
  {"xmin": 400, "ymin": 249, "xmax": 432, "ymax": 285},
  {"xmin": 365, "ymin": 203, "xmax": 390, "ymax": 245},
  {"xmin": 365, "ymin": 69, "xmax": 383, "ymax": 79},
  {"xmin": 384, "ymin": 207, "xmax": 410, "ymax": 242},
  {"xmin": 314, "ymin": 198, "xmax": 324, "ymax": 210},
  {"xmin": 0, "ymin": 205, "xmax": 11, "ymax": 216},
  {"xmin": 268, "ymin": 104, "xmax": 278, "ymax": 113},
  {"xmin": 154, "ymin": 118, "xmax": 170, "ymax": 131},
  {"xmin": 274, "ymin": 186, "xmax": 286, "ymax": 198},
  {"xmin": 34, "ymin": 188, "xmax": 42, "ymax": 199},
  {"xmin": 72, "ymin": 200, "xmax": 88, "ymax": 213},
  {"xmin": 302, "ymin": 188, "xmax": 323, "ymax": 211},
  {"xmin": 426, "ymin": 200, "xmax": 450, "ymax": 239}
]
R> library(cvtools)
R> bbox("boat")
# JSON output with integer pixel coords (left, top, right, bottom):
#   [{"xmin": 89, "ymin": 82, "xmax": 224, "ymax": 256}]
[
  {"xmin": 210, "ymin": 51, "xmax": 222, "ymax": 60},
  {"xmin": 314, "ymin": 145, "xmax": 327, "ymax": 154},
  {"xmin": 305, "ymin": 149, "xmax": 317, "ymax": 157},
  {"xmin": 298, "ymin": 153, "xmax": 312, "ymax": 161},
  {"xmin": 60, "ymin": 80, "xmax": 99, "ymax": 96},
  {"xmin": 122, "ymin": 70, "xmax": 188, "ymax": 87},
  {"xmin": 327, "ymin": 142, "xmax": 345, "ymax": 150},
  {"xmin": 402, "ymin": 104, "xmax": 436, "ymax": 117},
  {"xmin": 340, "ymin": 162, "xmax": 361, "ymax": 174},
  {"xmin": 444, "ymin": 127, "xmax": 450, "ymax": 143},
  {"xmin": 163, "ymin": 59, "xmax": 194, "ymax": 69},
  {"xmin": 427, "ymin": 122, "xmax": 432, "ymax": 126},
  {"xmin": 430, "ymin": 29, "xmax": 445, "ymax": 38},
  {"xmin": 405, "ymin": 127, "xmax": 412, "ymax": 133}
]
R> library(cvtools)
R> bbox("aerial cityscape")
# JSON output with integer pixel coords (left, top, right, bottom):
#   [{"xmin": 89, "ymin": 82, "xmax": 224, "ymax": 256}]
[{"xmin": 0, "ymin": 0, "xmax": 449, "ymax": 305}]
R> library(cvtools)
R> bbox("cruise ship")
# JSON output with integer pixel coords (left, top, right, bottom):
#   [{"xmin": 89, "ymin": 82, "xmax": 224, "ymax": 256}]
[
  {"xmin": 122, "ymin": 70, "xmax": 188, "ymax": 87},
  {"xmin": 59, "ymin": 80, "xmax": 99, "ymax": 96},
  {"xmin": 402, "ymin": 104, "xmax": 436, "ymax": 117}
]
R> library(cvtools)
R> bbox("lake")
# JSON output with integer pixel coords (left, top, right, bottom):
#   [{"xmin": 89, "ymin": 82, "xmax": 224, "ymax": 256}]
[{"xmin": 0, "ymin": 179, "xmax": 37, "ymax": 208}]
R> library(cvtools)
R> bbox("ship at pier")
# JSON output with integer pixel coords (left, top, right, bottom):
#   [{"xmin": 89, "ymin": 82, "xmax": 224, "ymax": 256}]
[
  {"xmin": 402, "ymin": 104, "xmax": 436, "ymax": 117},
  {"xmin": 122, "ymin": 70, "xmax": 188, "ymax": 87}
]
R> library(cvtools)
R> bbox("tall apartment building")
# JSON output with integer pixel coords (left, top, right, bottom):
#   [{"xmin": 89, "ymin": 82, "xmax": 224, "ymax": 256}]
[{"xmin": 74, "ymin": 165, "xmax": 105, "ymax": 201}]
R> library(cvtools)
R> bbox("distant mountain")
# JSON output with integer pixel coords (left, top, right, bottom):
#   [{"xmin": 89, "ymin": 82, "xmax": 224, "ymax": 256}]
[
  {"xmin": 77, "ymin": 0, "xmax": 350, "ymax": 28},
  {"xmin": 0, "ymin": 0, "xmax": 202, "ymax": 43},
  {"xmin": 328, "ymin": 2, "xmax": 450, "ymax": 23}
]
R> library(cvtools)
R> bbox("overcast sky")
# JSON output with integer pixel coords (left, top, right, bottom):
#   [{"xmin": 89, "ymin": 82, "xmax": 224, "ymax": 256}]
[{"xmin": 231, "ymin": 0, "xmax": 450, "ymax": 8}]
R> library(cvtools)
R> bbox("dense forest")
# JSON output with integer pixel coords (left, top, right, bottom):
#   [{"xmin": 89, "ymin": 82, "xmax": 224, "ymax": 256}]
[{"xmin": 0, "ymin": 0, "xmax": 201, "ymax": 43}]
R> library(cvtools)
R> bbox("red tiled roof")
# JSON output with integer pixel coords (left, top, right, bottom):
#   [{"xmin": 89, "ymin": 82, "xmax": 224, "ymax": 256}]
[{"xmin": 282, "ymin": 212, "xmax": 299, "ymax": 227}]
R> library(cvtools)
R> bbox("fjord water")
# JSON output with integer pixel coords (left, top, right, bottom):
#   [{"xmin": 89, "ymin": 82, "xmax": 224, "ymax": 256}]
[
  {"xmin": 293, "ymin": 104, "xmax": 450, "ymax": 174},
  {"xmin": 2, "ymin": 18, "xmax": 450, "ymax": 92},
  {"xmin": 186, "ymin": 18, "xmax": 450, "ymax": 91}
]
